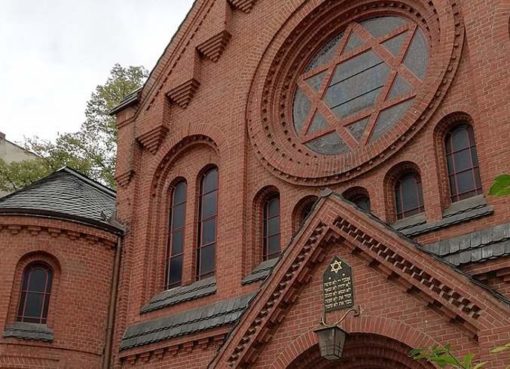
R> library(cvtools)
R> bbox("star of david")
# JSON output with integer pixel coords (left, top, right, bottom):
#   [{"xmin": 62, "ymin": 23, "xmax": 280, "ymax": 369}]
[
  {"xmin": 295, "ymin": 19, "xmax": 425, "ymax": 152},
  {"xmin": 330, "ymin": 260, "xmax": 343, "ymax": 274}
]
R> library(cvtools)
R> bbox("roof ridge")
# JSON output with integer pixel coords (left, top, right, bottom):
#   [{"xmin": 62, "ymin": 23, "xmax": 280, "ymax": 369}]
[{"xmin": 58, "ymin": 167, "xmax": 116, "ymax": 197}]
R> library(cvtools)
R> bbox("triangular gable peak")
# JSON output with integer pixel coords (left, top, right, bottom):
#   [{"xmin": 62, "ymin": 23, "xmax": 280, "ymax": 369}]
[
  {"xmin": 114, "ymin": 0, "xmax": 258, "ymax": 154},
  {"xmin": 210, "ymin": 192, "xmax": 510, "ymax": 369}
]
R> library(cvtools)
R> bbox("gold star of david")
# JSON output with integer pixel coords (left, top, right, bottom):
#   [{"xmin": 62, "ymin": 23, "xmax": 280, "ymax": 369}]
[
  {"xmin": 297, "ymin": 21, "xmax": 422, "ymax": 148},
  {"xmin": 330, "ymin": 260, "xmax": 343, "ymax": 274}
]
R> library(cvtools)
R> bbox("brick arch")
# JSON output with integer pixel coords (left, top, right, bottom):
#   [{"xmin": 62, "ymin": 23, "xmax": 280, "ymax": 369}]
[
  {"xmin": 7, "ymin": 251, "xmax": 62, "ymax": 328},
  {"xmin": 383, "ymin": 161, "xmax": 424, "ymax": 222},
  {"xmin": 432, "ymin": 111, "xmax": 481, "ymax": 210},
  {"xmin": 292, "ymin": 195, "xmax": 320, "ymax": 233},
  {"xmin": 270, "ymin": 317, "xmax": 437, "ymax": 369}
]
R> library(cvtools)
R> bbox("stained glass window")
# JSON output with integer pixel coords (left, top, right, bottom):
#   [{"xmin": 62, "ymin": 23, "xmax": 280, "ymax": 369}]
[
  {"xmin": 197, "ymin": 167, "xmax": 218, "ymax": 279},
  {"xmin": 293, "ymin": 16, "xmax": 429, "ymax": 155},
  {"xmin": 166, "ymin": 180, "xmax": 186, "ymax": 289},
  {"xmin": 445, "ymin": 124, "xmax": 482, "ymax": 202},
  {"xmin": 17, "ymin": 263, "xmax": 52, "ymax": 324}
]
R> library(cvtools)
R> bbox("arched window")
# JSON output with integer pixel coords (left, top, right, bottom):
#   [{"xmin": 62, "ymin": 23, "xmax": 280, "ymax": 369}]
[
  {"xmin": 395, "ymin": 172, "xmax": 425, "ymax": 219},
  {"xmin": 197, "ymin": 167, "xmax": 218, "ymax": 280},
  {"xmin": 445, "ymin": 123, "xmax": 482, "ymax": 202},
  {"xmin": 263, "ymin": 195, "xmax": 281, "ymax": 260},
  {"xmin": 17, "ymin": 263, "xmax": 53, "ymax": 324},
  {"xmin": 343, "ymin": 187, "xmax": 371, "ymax": 212},
  {"xmin": 166, "ymin": 180, "xmax": 187, "ymax": 289}
]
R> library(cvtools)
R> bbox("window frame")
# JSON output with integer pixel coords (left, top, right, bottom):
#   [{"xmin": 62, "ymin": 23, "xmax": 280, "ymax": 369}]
[
  {"xmin": 196, "ymin": 166, "xmax": 218, "ymax": 280},
  {"xmin": 165, "ymin": 179, "xmax": 187, "ymax": 290},
  {"xmin": 445, "ymin": 123, "xmax": 482, "ymax": 203},
  {"xmin": 394, "ymin": 171, "xmax": 425, "ymax": 220},
  {"xmin": 16, "ymin": 262, "xmax": 53, "ymax": 324},
  {"xmin": 263, "ymin": 195, "xmax": 281, "ymax": 261}
]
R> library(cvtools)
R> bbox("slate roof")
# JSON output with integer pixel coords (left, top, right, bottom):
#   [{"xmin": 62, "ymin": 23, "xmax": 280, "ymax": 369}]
[
  {"xmin": 141, "ymin": 277, "xmax": 217, "ymax": 314},
  {"xmin": 242, "ymin": 258, "xmax": 279, "ymax": 285},
  {"xmin": 0, "ymin": 167, "xmax": 119, "ymax": 232},
  {"xmin": 426, "ymin": 223, "xmax": 510, "ymax": 266},
  {"xmin": 120, "ymin": 293, "xmax": 256, "ymax": 351},
  {"xmin": 3, "ymin": 322, "xmax": 54, "ymax": 342}
]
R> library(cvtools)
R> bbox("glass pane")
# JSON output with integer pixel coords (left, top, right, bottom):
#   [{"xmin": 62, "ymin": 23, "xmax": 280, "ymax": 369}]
[
  {"xmin": 201, "ymin": 192, "xmax": 217, "ymax": 220},
  {"xmin": 449, "ymin": 175, "xmax": 458, "ymax": 198},
  {"xmin": 447, "ymin": 154, "xmax": 455, "ymax": 174},
  {"xmin": 343, "ymin": 32, "xmax": 363, "ymax": 53},
  {"xmin": 305, "ymin": 72, "xmax": 326, "ymax": 92},
  {"xmin": 171, "ymin": 229, "xmax": 184, "ymax": 255},
  {"xmin": 382, "ymin": 32, "xmax": 408, "ymax": 56},
  {"xmin": 24, "ymin": 292, "xmax": 43, "ymax": 319},
  {"xmin": 306, "ymin": 132, "xmax": 349, "ymax": 155},
  {"xmin": 201, "ymin": 218, "xmax": 217, "ymax": 245},
  {"xmin": 361, "ymin": 16, "xmax": 407, "ymax": 38},
  {"xmin": 17, "ymin": 292, "xmax": 27, "ymax": 318},
  {"xmin": 347, "ymin": 118, "xmax": 369, "ymax": 141},
  {"xmin": 168, "ymin": 255, "xmax": 183, "ymax": 287},
  {"xmin": 330, "ymin": 51, "xmax": 382, "ymax": 85},
  {"xmin": 370, "ymin": 99, "xmax": 414, "ymax": 142},
  {"xmin": 456, "ymin": 171, "xmax": 477, "ymax": 195},
  {"xmin": 353, "ymin": 196, "xmax": 371, "ymax": 211},
  {"xmin": 308, "ymin": 113, "xmax": 329, "ymax": 134},
  {"xmin": 267, "ymin": 235, "xmax": 281, "ymax": 257},
  {"xmin": 305, "ymin": 33, "xmax": 343, "ymax": 72},
  {"xmin": 267, "ymin": 198, "xmax": 280, "ymax": 218},
  {"xmin": 173, "ymin": 182, "xmax": 187, "ymax": 204},
  {"xmin": 451, "ymin": 126, "xmax": 470, "ymax": 151},
  {"xmin": 400, "ymin": 176, "xmax": 420, "ymax": 211},
  {"xmin": 267, "ymin": 216, "xmax": 280, "ymax": 237},
  {"xmin": 404, "ymin": 28, "xmax": 429, "ymax": 79},
  {"xmin": 28, "ymin": 268, "xmax": 48, "ymax": 293},
  {"xmin": 202, "ymin": 169, "xmax": 218, "ymax": 193},
  {"xmin": 172, "ymin": 203, "xmax": 186, "ymax": 229},
  {"xmin": 388, "ymin": 75, "xmax": 412, "ymax": 99},
  {"xmin": 199, "ymin": 244, "xmax": 215, "ymax": 277},
  {"xmin": 471, "ymin": 147, "xmax": 479, "ymax": 166},
  {"xmin": 293, "ymin": 88, "xmax": 312, "ymax": 133},
  {"xmin": 327, "ymin": 63, "xmax": 390, "ymax": 118},
  {"xmin": 452, "ymin": 149, "xmax": 473, "ymax": 172}
]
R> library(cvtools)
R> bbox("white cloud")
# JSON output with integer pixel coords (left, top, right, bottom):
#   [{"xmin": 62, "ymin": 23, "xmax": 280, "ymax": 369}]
[{"xmin": 0, "ymin": 0, "xmax": 195, "ymax": 143}]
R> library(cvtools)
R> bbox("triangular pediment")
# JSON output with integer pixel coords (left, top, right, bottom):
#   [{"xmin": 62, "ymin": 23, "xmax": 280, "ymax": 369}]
[{"xmin": 210, "ymin": 192, "xmax": 510, "ymax": 369}]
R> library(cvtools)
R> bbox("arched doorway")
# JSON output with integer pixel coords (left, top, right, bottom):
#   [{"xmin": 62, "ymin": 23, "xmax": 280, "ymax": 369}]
[{"xmin": 286, "ymin": 334, "xmax": 433, "ymax": 369}]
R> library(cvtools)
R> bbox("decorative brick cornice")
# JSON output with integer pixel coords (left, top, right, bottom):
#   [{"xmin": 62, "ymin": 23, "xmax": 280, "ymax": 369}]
[
  {"xmin": 0, "ymin": 223, "xmax": 116, "ymax": 249},
  {"xmin": 166, "ymin": 79, "xmax": 201, "ymax": 109},
  {"xmin": 137, "ymin": 126, "xmax": 169, "ymax": 154},
  {"xmin": 227, "ymin": 0, "xmax": 256, "ymax": 13},
  {"xmin": 115, "ymin": 170, "xmax": 135, "ymax": 188},
  {"xmin": 197, "ymin": 30, "xmax": 232, "ymax": 62}
]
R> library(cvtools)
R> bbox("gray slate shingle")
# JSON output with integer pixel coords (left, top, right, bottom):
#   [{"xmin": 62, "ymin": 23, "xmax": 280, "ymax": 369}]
[
  {"xmin": 242, "ymin": 258, "xmax": 279, "ymax": 285},
  {"xmin": 3, "ymin": 322, "xmax": 54, "ymax": 342},
  {"xmin": 426, "ymin": 223, "xmax": 510, "ymax": 266},
  {"xmin": 0, "ymin": 167, "xmax": 116, "ymax": 227},
  {"xmin": 141, "ymin": 277, "xmax": 217, "ymax": 314},
  {"xmin": 120, "ymin": 293, "xmax": 256, "ymax": 351}
]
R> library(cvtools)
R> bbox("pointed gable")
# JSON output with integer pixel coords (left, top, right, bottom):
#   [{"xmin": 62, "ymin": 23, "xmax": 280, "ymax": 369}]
[{"xmin": 210, "ymin": 191, "xmax": 510, "ymax": 369}]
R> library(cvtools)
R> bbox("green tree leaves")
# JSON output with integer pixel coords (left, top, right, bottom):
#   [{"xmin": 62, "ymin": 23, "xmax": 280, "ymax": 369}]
[
  {"xmin": 0, "ymin": 64, "xmax": 147, "ymax": 192},
  {"xmin": 489, "ymin": 174, "xmax": 510, "ymax": 197}
]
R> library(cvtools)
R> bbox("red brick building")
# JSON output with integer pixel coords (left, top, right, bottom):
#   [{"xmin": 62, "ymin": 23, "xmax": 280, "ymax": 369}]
[{"xmin": 2, "ymin": 0, "xmax": 510, "ymax": 368}]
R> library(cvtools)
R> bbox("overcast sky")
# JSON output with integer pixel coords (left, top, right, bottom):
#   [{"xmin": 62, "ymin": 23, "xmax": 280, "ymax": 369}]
[{"xmin": 0, "ymin": 0, "xmax": 195, "ymax": 144}]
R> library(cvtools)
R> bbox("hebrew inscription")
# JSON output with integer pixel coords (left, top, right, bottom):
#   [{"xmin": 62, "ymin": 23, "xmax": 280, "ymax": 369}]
[{"xmin": 323, "ymin": 256, "xmax": 354, "ymax": 312}]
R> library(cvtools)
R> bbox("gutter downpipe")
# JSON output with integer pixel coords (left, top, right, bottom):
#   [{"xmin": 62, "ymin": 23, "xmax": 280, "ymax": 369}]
[{"xmin": 102, "ymin": 233, "xmax": 123, "ymax": 369}]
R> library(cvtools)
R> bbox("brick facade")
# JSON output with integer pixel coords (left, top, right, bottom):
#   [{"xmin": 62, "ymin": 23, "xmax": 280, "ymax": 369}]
[{"xmin": 2, "ymin": 0, "xmax": 510, "ymax": 368}]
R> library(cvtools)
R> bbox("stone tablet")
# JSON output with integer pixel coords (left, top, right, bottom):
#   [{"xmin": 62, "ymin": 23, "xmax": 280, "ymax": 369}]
[{"xmin": 323, "ymin": 256, "xmax": 354, "ymax": 312}]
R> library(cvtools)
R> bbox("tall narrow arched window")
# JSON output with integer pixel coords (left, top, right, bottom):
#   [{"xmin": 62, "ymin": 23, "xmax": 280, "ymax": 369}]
[
  {"xmin": 17, "ymin": 263, "xmax": 53, "ymax": 324},
  {"xmin": 263, "ymin": 195, "xmax": 281, "ymax": 260},
  {"xmin": 445, "ymin": 123, "xmax": 482, "ymax": 202},
  {"xmin": 395, "ymin": 172, "xmax": 425, "ymax": 220},
  {"xmin": 197, "ymin": 167, "xmax": 218, "ymax": 280},
  {"xmin": 166, "ymin": 180, "xmax": 187, "ymax": 289},
  {"xmin": 343, "ymin": 187, "xmax": 371, "ymax": 212}
]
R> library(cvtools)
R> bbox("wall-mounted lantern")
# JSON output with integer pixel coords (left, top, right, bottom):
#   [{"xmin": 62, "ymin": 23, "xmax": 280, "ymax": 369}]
[{"xmin": 314, "ymin": 325, "xmax": 347, "ymax": 360}]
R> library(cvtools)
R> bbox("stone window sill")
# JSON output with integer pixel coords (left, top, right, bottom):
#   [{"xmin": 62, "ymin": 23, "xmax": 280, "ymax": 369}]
[{"xmin": 3, "ymin": 322, "xmax": 54, "ymax": 342}]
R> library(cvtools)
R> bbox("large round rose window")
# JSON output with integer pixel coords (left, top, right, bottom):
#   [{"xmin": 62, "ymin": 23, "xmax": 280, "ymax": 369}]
[
  {"xmin": 246, "ymin": 1, "xmax": 463, "ymax": 185},
  {"xmin": 293, "ymin": 16, "xmax": 429, "ymax": 155}
]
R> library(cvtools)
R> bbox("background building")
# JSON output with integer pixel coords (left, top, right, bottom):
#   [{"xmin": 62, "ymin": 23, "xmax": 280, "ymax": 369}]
[{"xmin": 1, "ymin": 0, "xmax": 510, "ymax": 368}]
